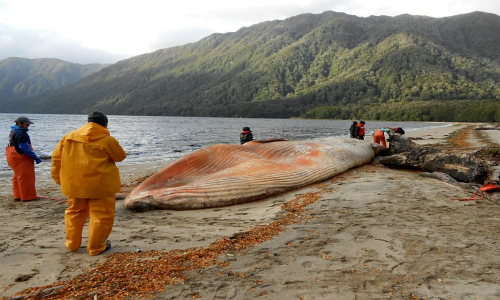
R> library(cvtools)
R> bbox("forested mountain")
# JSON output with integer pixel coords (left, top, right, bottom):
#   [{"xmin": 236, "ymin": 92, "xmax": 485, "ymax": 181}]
[
  {"xmin": 3, "ymin": 11, "xmax": 500, "ymax": 121},
  {"xmin": 0, "ymin": 58, "xmax": 108, "ymax": 101}
]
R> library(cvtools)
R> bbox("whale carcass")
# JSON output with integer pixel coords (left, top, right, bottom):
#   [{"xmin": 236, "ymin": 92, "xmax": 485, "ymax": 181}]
[{"xmin": 124, "ymin": 138, "xmax": 382, "ymax": 211}]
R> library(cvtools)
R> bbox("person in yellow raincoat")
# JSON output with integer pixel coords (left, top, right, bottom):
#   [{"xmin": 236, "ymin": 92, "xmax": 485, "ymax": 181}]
[{"xmin": 51, "ymin": 111, "xmax": 127, "ymax": 256}]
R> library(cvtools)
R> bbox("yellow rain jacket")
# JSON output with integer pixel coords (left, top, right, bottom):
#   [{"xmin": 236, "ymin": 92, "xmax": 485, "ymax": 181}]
[{"xmin": 51, "ymin": 123, "xmax": 127, "ymax": 198}]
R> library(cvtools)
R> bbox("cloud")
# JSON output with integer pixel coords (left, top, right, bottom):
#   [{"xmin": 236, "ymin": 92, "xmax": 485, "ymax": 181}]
[
  {"xmin": 1, "ymin": 0, "xmax": 499, "ymax": 64},
  {"xmin": 0, "ymin": 24, "xmax": 128, "ymax": 64},
  {"xmin": 345, "ymin": 0, "xmax": 500, "ymax": 18},
  {"xmin": 149, "ymin": 28, "xmax": 215, "ymax": 51},
  {"xmin": 146, "ymin": 0, "xmax": 352, "ymax": 52}
]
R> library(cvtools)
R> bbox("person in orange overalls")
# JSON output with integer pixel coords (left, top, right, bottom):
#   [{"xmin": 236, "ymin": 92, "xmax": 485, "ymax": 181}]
[
  {"xmin": 51, "ymin": 111, "xmax": 127, "ymax": 256},
  {"xmin": 372, "ymin": 127, "xmax": 405, "ymax": 149},
  {"xmin": 372, "ymin": 128, "xmax": 391, "ymax": 148},
  {"xmin": 5, "ymin": 116, "xmax": 43, "ymax": 201},
  {"xmin": 356, "ymin": 121, "xmax": 366, "ymax": 140}
]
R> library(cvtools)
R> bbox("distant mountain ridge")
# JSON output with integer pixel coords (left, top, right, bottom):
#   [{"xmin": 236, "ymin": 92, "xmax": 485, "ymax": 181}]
[
  {"xmin": 3, "ymin": 11, "xmax": 500, "ymax": 121},
  {"xmin": 0, "ymin": 57, "xmax": 108, "ymax": 101}
]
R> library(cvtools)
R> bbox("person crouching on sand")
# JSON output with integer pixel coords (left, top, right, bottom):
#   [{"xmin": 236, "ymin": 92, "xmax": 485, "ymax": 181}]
[{"xmin": 51, "ymin": 111, "xmax": 127, "ymax": 256}]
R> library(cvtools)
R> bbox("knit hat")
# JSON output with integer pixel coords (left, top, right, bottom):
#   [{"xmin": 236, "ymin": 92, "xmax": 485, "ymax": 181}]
[{"xmin": 88, "ymin": 111, "xmax": 108, "ymax": 127}]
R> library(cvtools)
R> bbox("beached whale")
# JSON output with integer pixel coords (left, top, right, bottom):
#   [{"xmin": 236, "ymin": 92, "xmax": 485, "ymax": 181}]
[{"xmin": 124, "ymin": 138, "xmax": 383, "ymax": 211}]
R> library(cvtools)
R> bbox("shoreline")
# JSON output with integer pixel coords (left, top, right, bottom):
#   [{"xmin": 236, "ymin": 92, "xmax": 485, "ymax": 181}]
[
  {"xmin": 0, "ymin": 122, "xmax": 463, "ymax": 199},
  {"xmin": 1, "ymin": 123, "xmax": 500, "ymax": 299}
]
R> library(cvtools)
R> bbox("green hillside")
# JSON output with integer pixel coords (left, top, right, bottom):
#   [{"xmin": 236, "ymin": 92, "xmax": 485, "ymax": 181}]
[
  {"xmin": 0, "ymin": 58, "xmax": 108, "ymax": 101},
  {"xmin": 3, "ymin": 11, "xmax": 500, "ymax": 121}
]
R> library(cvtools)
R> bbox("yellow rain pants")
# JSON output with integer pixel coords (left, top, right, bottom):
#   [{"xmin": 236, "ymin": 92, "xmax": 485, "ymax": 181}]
[
  {"xmin": 373, "ymin": 129, "xmax": 387, "ymax": 148},
  {"xmin": 64, "ymin": 195, "xmax": 115, "ymax": 256},
  {"xmin": 5, "ymin": 146, "xmax": 37, "ymax": 201}
]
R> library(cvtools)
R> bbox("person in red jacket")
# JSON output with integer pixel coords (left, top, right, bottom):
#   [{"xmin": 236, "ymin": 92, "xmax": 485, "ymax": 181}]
[
  {"xmin": 356, "ymin": 121, "xmax": 366, "ymax": 140},
  {"xmin": 394, "ymin": 127, "xmax": 405, "ymax": 135}
]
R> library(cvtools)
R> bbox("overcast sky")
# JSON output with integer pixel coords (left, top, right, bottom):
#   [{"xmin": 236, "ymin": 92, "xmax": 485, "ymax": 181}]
[{"xmin": 0, "ymin": 0, "xmax": 499, "ymax": 65}]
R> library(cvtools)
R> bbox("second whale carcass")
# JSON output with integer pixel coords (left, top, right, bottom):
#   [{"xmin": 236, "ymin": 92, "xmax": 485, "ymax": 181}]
[{"xmin": 124, "ymin": 138, "xmax": 382, "ymax": 211}]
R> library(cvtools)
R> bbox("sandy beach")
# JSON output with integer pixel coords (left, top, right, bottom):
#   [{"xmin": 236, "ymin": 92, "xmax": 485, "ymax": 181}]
[{"xmin": 2, "ymin": 123, "xmax": 500, "ymax": 299}]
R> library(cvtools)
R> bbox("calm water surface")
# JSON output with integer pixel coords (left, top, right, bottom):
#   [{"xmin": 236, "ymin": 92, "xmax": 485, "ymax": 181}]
[{"xmin": 1, "ymin": 113, "xmax": 450, "ymax": 179}]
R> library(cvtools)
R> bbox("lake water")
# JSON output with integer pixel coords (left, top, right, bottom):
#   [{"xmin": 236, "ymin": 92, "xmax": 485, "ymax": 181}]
[{"xmin": 1, "ymin": 113, "xmax": 450, "ymax": 181}]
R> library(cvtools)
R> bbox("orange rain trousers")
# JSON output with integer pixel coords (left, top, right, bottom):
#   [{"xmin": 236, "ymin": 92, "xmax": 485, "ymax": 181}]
[
  {"xmin": 65, "ymin": 195, "xmax": 115, "ymax": 256},
  {"xmin": 5, "ymin": 146, "xmax": 37, "ymax": 201},
  {"xmin": 373, "ymin": 130, "xmax": 387, "ymax": 148}
]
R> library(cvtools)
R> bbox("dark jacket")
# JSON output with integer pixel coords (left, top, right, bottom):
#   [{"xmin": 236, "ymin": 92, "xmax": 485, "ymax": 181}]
[
  {"xmin": 9, "ymin": 125, "xmax": 32, "ymax": 154},
  {"xmin": 240, "ymin": 131, "xmax": 253, "ymax": 145},
  {"xmin": 8, "ymin": 125, "xmax": 40, "ymax": 162},
  {"xmin": 349, "ymin": 123, "xmax": 359, "ymax": 138}
]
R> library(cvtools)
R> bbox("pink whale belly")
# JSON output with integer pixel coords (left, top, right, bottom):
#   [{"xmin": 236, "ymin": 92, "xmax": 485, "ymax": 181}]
[{"xmin": 124, "ymin": 138, "xmax": 378, "ymax": 211}]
